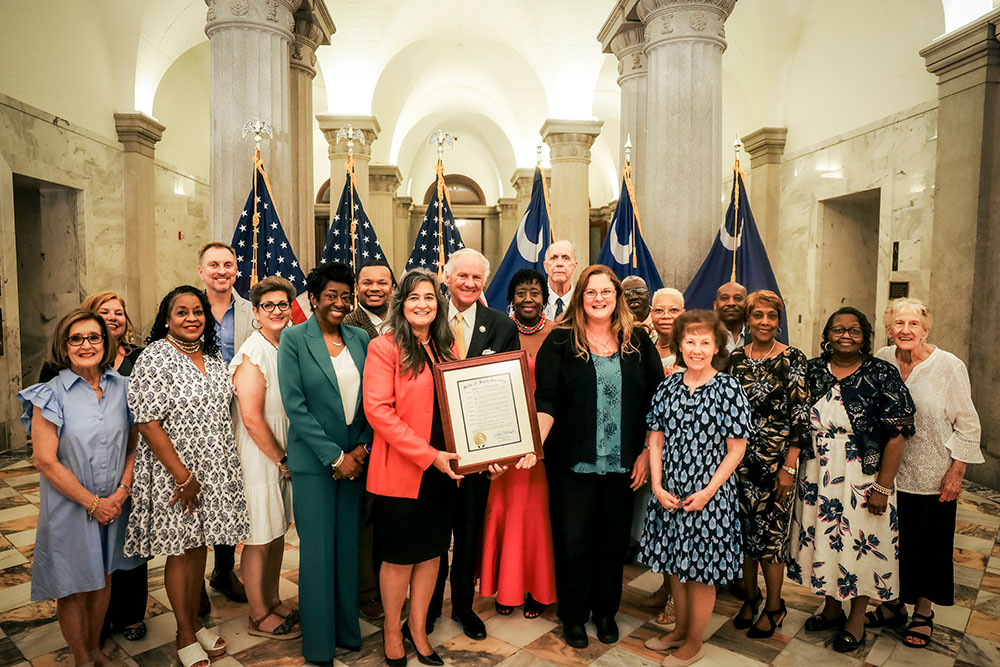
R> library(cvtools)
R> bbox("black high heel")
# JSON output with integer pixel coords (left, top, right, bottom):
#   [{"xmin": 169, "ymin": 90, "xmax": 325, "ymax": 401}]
[
  {"xmin": 747, "ymin": 599, "xmax": 786, "ymax": 639},
  {"xmin": 383, "ymin": 629, "xmax": 406, "ymax": 667},
  {"xmin": 733, "ymin": 589, "xmax": 763, "ymax": 630},
  {"xmin": 402, "ymin": 622, "xmax": 444, "ymax": 666}
]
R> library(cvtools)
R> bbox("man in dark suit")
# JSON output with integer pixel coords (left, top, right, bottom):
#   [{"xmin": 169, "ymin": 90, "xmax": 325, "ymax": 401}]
[
  {"xmin": 428, "ymin": 248, "xmax": 519, "ymax": 639},
  {"xmin": 342, "ymin": 259, "xmax": 396, "ymax": 622}
]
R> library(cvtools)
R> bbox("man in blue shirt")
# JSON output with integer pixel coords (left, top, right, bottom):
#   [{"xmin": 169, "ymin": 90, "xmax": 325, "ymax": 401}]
[{"xmin": 197, "ymin": 242, "xmax": 253, "ymax": 609}]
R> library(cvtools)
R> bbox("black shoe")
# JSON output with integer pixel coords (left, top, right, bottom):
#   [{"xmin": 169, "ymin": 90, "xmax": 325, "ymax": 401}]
[
  {"xmin": 832, "ymin": 628, "xmax": 866, "ymax": 653},
  {"xmin": 199, "ymin": 583, "xmax": 211, "ymax": 616},
  {"xmin": 383, "ymin": 630, "xmax": 407, "ymax": 667},
  {"xmin": 209, "ymin": 569, "xmax": 248, "ymax": 603},
  {"xmin": 733, "ymin": 589, "xmax": 763, "ymax": 630},
  {"xmin": 450, "ymin": 611, "xmax": 487, "ymax": 640},
  {"xmin": 804, "ymin": 610, "xmax": 847, "ymax": 632},
  {"xmin": 747, "ymin": 600, "xmax": 786, "ymax": 639},
  {"xmin": 593, "ymin": 616, "xmax": 619, "ymax": 644},
  {"xmin": 402, "ymin": 623, "xmax": 444, "ymax": 666},
  {"xmin": 563, "ymin": 623, "xmax": 589, "ymax": 649}
]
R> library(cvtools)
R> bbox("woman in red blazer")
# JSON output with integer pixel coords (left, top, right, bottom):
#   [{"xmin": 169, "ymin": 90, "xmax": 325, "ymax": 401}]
[{"xmin": 364, "ymin": 269, "xmax": 463, "ymax": 667}]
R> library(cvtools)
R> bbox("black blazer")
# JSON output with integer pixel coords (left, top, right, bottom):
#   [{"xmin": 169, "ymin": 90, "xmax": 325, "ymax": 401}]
[
  {"xmin": 535, "ymin": 327, "xmax": 663, "ymax": 471},
  {"xmin": 466, "ymin": 304, "xmax": 519, "ymax": 357}
]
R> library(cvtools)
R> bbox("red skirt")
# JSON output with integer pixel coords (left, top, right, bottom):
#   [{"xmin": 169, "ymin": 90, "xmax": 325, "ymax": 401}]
[{"xmin": 478, "ymin": 463, "xmax": 557, "ymax": 606}]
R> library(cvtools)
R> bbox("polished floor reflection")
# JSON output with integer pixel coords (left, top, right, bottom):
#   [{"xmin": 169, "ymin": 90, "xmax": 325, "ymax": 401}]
[{"xmin": 0, "ymin": 446, "xmax": 998, "ymax": 666}]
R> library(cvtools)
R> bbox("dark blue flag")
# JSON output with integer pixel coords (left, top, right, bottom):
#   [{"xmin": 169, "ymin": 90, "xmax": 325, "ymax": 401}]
[
  {"xmin": 683, "ymin": 168, "xmax": 787, "ymax": 343},
  {"xmin": 596, "ymin": 176, "xmax": 663, "ymax": 291},
  {"xmin": 484, "ymin": 166, "xmax": 551, "ymax": 309},
  {"xmin": 322, "ymin": 172, "xmax": 391, "ymax": 274},
  {"xmin": 405, "ymin": 171, "xmax": 465, "ymax": 274},
  {"xmin": 231, "ymin": 152, "xmax": 308, "ymax": 316}
]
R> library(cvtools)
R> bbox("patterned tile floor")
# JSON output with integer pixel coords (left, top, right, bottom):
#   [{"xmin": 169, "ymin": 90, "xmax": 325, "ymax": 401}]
[{"xmin": 1, "ymin": 445, "xmax": 999, "ymax": 667}]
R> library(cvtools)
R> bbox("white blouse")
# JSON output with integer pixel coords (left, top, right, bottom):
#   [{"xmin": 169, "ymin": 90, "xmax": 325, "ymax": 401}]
[
  {"xmin": 329, "ymin": 352, "xmax": 360, "ymax": 426},
  {"xmin": 875, "ymin": 346, "xmax": 983, "ymax": 495}
]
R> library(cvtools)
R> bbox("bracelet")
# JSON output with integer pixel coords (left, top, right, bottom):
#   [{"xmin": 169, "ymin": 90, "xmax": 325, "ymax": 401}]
[
  {"xmin": 331, "ymin": 452, "xmax": 345, "ymax": 469},
  {"xmin": 175, "ymin": 471, "xmax": 195, "ymax": 490},
  {"xmin": 279, "ymin": 455, "xmax": 288, "ymax": 465},
  {"xmin": 782, "ymin": 465, "xmax": 797, "ymax": 476},
  {"xmin": 871, "ymin": 481, "xmax": 893, "ymax": 496},
  {"xmin": 87, "ymin": 495, "xmax": 100, "ymax": 518},
  {"xmin": 118, "ymin": 483, "xmax": 131, "ymax": 496}
]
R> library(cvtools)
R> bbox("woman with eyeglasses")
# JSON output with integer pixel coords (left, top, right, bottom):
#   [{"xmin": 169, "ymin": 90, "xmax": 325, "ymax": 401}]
[
  {"xmin": 277, "ymin": 262, "xmax": 372, "ymax": 664},
  {"xmin": 534, "ymin": 265, "xmax": 663, "ymax": 649},
  {"xmin": 19, "ymin": 309, "xmax": 144, "ymax": 667},
  {"xmin": 788, "ymin": 307, "xmax": 915, "ymax": 654},
  {"xmin": 650, "ymin": 288, "xmax": 685, "ymax": 375},
  {"xmin": 230, "ymin": 276, "xmax": 300, "ymax": 640}
]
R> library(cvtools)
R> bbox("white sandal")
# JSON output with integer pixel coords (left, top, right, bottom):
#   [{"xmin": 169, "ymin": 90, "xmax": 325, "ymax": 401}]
[
  {"xmin": 177, "ymin": 641, "xmax": 210, "ymax": 667},
  {"xmin": 195, "ymin": 627, "xmax": 227, "ymax": 657}
]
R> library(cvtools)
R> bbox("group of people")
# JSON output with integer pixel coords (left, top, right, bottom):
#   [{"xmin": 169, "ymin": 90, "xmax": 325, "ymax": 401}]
[{"xmin": 20, "ymin": 237, "xmax": 982, "ymax": 667}]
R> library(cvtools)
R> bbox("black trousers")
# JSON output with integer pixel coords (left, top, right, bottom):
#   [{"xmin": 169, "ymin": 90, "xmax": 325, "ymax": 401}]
[
  {"xmin": 429, "ymin": 472, "xmax": 491, "ymax": 620},
  {"xmin": 547, "ymin": 467, "xmax": 634, "ymax": 627},
  {"xmin": 101, "ymin": 562, "xmax": 149, "ymax": 635},
  {"xmin": 898, "ymin": 491, "xmax": 957, "ymax": 606},
  {"xmin": 213, "ymin": 544, "xmax": 235, "ymax": 573}
]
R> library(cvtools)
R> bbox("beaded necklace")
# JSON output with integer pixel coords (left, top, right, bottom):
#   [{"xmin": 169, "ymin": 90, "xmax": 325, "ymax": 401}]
[{"xmin": 512, "ymin": 312, "xmax": 547, "ymax": 335}]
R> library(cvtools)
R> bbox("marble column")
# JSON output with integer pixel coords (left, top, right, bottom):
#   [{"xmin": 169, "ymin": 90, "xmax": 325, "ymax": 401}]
[
  {"xmin": 496, "ymin": 197, "xmax": 521, "ymax": 265},
  {"xmin": 921, "ymin": 9, "xmax": 1000, "ymax": 488},
  {"xmin": 114, "ymin": 112, "xmax": 165, "ymax": 331},
  {"xmin": 541, "ymin": 119, "xmax": 603, "ymax": 266},
  {"xmin": 368, "ymin": 165, "xmax": 401, "ymax": 269},
  {"xmin": 635, "ymin": 0, "xmax": 737, "ymax": 288},
  {"xmin": 601, "ymin": 20, "xmax": 647, "ymax": 198},
  {"xmin": 205, "ymin": 0, "xmax": 300, "ymax": 243},
  {"xmin": 288, "ymin": 0, "xmax": 333, "ymax": 271},
  {"xmin": 741, "ymin": 127, "xmax": 786, "ymax": 256},
  {"xmin": 393, "ymin": 196, "xmax": 413, "ymax": 275},
  {"xmin": 510, "ymin": 167, "xmax": 535, "ymax": 220},
  {"xmin": 316, "ymin": 115, "xmax": 379, "ymax": 211}
]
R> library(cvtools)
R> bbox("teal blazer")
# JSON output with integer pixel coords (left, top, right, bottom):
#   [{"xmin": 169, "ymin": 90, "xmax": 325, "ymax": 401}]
[{"xmin": 277, "ymin": 315, "xmax": 373, "ymax": 475}]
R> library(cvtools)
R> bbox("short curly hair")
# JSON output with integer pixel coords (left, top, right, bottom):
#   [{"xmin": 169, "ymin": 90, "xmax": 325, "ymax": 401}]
[
  {"xmin": 820, "ymin": 306, "xmax": 873, "ymax": 360},
  {"xmin": 507, "ymin": 269, "xmax": 548, "ymax": 306},
  {"xmin": 671, "ymin": 309, "xmax": 729, "ymax": 371},
  {"xmin": 306, "ymin": 262, "xmax": 355, "ymax": 301}
]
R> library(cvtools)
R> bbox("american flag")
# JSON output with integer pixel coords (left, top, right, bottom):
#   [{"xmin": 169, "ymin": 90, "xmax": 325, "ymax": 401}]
[
  {"xmin": 322, "ymin": 171, "xmax": 390, "ymax": 272},
  {"xmin": 405, "ymin": 170, "xmax": 465, "ymax": 274},
  {"xmin": 231, "ymin": 150, "xmax": 311, "ymax": 323}
]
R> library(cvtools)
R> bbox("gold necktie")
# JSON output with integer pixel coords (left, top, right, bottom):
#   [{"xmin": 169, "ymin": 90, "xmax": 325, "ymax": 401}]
[{"xmin": 453, "ymin": 312, "xmax": 466, "ymax": 359}]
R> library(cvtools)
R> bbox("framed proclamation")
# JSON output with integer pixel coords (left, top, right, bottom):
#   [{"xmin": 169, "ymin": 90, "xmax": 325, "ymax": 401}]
[{"xmin": 432, "ymin": 350, "xmax": 544, "ymax": 474}]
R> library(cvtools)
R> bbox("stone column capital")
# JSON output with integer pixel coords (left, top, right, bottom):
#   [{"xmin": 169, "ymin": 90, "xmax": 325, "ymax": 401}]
[
  {"xmin": 205, "ymin": 0, "xmax": 301, "ymax": 41},
  {"xmin": 920, "ymin": 8, "xmax": 1000, "ymax": 98},
  {"xmin": 608, "ymin": 23, "xmax": 647, "ymax": 82},
  {"xmin": 369, "ymin": 165, "xmax": 402, "ymax": 194},
  {"xmin": 540, "ymin": 119, "xmax": 603, "ymax": 162},
  {"xmin": 741, "ymin": 127, "xmax": 787, "ymax": 167},
  {"xmin": 317, "ymin": 114, "xmax": 380, "ymax": 159},
  {"xmin": 510, "ymin": 167, "xmax": 535, "ymax": 195},
  {"xmin": 114, "ymin": 112, "xmax": 166, "ymax": 158},
  {"xmin": 637, "ymin": 0, "xmax": 736, "ymax": 52},
  {"xmin": 290, "ymin": 0, "xmax": 335, "ymax": 77}
]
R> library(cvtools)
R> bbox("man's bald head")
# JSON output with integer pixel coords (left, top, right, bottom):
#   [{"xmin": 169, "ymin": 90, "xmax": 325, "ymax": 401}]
[
  {"xmin": 622, "ymin": 276, "xmax": 651, "ymax": 321},
  {"xmin": 544, "ymin": 240, "xmax": 578, "ymax": 294},
  {"xmin": 714, "ymin": 281, "xmax": 748, "ymax": 330}
]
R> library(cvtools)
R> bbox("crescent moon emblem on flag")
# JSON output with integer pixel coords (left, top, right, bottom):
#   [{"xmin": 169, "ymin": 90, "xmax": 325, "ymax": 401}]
[
  {"xmin": 719, "ymin": 218, "xmax": 743, "ymax": 251},
  {"xmin": 608, "ymin": 215, "xmax": 631, "ymax": 265},
  {"xmin": 515, "ymin": 207, "xmax": 544, "ymax": 262}
]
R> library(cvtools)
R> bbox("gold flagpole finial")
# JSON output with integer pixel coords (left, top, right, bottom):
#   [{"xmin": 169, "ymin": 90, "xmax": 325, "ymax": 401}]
[{"xmin": 242, "ymin": 118, "xmax": 274, "ymax": 153}]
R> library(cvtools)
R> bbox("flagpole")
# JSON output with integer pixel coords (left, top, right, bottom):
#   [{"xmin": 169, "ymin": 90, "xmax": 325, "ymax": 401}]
[
  {"xmin": 242, "ymin": 118, "xmax": 274, "ymax": 289},
  {"xmin": 337, "ymin": 125, "xmax": 365, "ymax": 277},
  {"xmin": 537, "ymin": 144, "xmax": 554, "ymax": 241},
  {"xmin": 731, "ymin": 135, "xmax": 743, "ymax": 283},
  {"xmin": 428, "ymin": 131, "xmax": 455, "ymax": 276}
]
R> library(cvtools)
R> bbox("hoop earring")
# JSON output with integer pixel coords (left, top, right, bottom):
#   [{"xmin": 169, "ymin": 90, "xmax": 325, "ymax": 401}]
[
  {"xmin": 821, "ymin": 340, "xmax": 832, "ymax": 353},
  {"xmin": 251, "ymin": 319, "xmax": 261, "ymax": 331}
]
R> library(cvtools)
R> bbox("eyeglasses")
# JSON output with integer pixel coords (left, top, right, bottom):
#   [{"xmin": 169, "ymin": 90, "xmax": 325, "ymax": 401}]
[
  {"xmin": 66, "ymin": 333, "xmax": 105, "ymax": 347},
  {"xmin": 259, "ymin": 301, "xmax": 291, "ymax": 312},
  {"xmin": 830, "ymin": 327, "xmax": 863, "ymax": 338},
  {"xmin": 623, "ymin": 288, "xmax": 649, "ymax": 297},
  {"xmin": 583, "ymin": 288, "xmax": 616, "ymax": 300},
  {"xmin": 652, "ymin": 307, "xmax": 683, "ymax": 316}
]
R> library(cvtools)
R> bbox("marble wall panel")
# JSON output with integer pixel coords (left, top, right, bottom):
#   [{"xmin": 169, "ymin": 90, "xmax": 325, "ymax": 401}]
[{"xmin": 776, "ymin": 103, "xmax": 938, "ymax": 356}]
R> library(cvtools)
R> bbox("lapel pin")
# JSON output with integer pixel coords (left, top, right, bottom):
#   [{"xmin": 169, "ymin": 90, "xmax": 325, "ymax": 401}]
[{"xmin": 479, "ymin": 325, "xmax": 486, "ymax": 333}]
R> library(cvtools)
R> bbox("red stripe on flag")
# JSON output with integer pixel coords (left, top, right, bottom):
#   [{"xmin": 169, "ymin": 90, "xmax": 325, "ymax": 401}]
[{"xmin": 291, "ymin": 292, "xmax": 312, "ymax": 324}]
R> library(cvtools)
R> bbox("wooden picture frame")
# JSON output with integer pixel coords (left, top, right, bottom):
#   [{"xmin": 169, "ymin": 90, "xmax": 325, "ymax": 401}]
[{"xmin": 432, "ymin": 350, "xmax": 544, "ymax": 474}]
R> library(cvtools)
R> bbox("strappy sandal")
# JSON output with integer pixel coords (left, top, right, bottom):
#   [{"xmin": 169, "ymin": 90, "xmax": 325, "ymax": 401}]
[
  {"xmin": 733, "ymin": 589, "xmax": 763, "ymax": 630},
  {"xmin": 902, "ymin": 610, "xmax": 934, "ymax": 649},
  {"xmin": 747, "ymin": 599, "xmax": 786, "ymax": 639},
  {"xmin": 832, "ymin": 628, "xmax": 866, "ymax": 653},
  {"xmin": 270, "ymin": 600, "xmax": 300, "ymax": 625},
  {"xmin": 495, "ymin": 600, "xmax": 514, "ymax": 615},
  {"xmin": 194, "ymin": 627, "xmax": 226, "ymax": 657},
  {"xmin": 178, "ymin": 641, "xmax": 211, "ymax": 667},
  {"xmin": 122, "ymin": 622, "xmax": 147, "ymax": 641},
  {"xmin": 523, "ymin": 594, "xmax": 545, "ymax": 619},
  {"xmin": 864, "ymin": 599, "xmax": 907, "ymax": 628},
  {"xmin": 248, "ymin": 610, "xmax": 302, "ymax": 640}
]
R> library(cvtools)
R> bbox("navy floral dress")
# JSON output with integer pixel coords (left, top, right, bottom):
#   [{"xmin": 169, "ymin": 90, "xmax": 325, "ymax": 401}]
[
  {"xmin": 639, "ymin": 372, "xmax": 752, "ymax": 584},
  {"xmin": 789, "ymin": 358, "xmax": 915, "ymax": 601}
]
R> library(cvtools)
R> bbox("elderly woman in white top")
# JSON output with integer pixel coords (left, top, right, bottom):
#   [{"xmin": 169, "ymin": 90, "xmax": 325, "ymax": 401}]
[{"xmin": 866, "ymin": 297, "xmax": 982, "ymax": 649}]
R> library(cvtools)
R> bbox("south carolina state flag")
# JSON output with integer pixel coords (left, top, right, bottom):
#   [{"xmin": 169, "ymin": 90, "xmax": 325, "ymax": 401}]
[{"xmin": 596, "ymin": 176, "xmax": 663, "ymax": 291}]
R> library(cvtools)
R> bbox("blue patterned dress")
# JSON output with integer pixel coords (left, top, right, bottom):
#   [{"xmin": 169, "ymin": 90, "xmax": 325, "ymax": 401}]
[{"xmin": 639, "ymin": 372, "xmax": 752, "ymax": 584}]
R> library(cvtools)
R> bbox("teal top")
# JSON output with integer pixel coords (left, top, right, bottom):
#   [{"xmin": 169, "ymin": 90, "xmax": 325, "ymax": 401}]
[{"xmin": 572, "ymin": 352, "xmax": 628, "ymax": 475}]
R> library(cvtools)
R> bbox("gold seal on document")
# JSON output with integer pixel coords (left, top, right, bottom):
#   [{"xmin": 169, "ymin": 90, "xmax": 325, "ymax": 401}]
[{"xmin": 473, "ymin": 432, "xmax": 487, "ymax": 448}]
